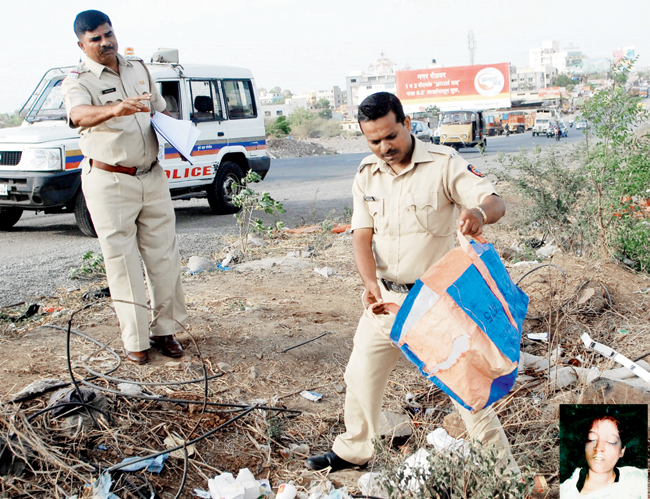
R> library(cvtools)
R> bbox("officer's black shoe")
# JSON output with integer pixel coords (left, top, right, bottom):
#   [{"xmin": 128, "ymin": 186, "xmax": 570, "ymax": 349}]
[{"xmin": 305, "ymin": 451, "xmax": 365, "ymax": 472}]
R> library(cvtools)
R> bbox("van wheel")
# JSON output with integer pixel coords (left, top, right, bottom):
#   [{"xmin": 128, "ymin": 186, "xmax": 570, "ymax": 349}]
[
  {"xmin": 74, "ymin": 192, "xmax": 97, "ymax": 238},
  {"xmin": 0, "ymin": 207, "xmax": 23, "ymax": 230},
  {"xmin": 207, "ymin": 162, "xmax": 243, "ymax": 214}
]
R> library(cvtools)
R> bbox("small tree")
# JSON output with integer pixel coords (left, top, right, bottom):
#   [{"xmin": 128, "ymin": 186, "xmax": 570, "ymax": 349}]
[
  {"xmin": 267, "ymin": 116, "xmax": 291, "ymax": 137},
  {"xmin": 231, "ymin": 171, "xmax": 285, "ymax": 253}
]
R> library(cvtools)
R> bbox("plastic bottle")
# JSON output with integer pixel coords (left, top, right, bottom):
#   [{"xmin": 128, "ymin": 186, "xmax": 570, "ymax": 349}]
[{"xmin": 276, "ymin": 482, "xmax": 297, "ymax": 499}]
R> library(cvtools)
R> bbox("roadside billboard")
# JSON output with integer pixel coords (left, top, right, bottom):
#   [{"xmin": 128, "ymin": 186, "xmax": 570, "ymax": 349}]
[{"xmin": 395, "ymin": 63, "xmax": 511, "ymax": 113}]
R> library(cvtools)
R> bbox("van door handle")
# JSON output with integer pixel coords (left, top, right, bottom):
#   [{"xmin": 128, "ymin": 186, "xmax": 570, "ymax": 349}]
[{"xmin": 218, "ymin": 132, "xmax": 224, "ymax": 137}]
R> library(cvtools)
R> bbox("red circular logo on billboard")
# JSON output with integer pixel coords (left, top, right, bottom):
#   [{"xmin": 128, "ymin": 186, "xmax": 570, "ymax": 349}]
[{"xmin": 474, "ymin": 68, "xmax": 505, "ymax": 97}]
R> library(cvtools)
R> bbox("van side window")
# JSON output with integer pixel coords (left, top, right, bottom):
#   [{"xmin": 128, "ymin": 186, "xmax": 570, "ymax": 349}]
[
  {"xmin": 189, "ymin": 80, "xmax": 224, "ymax": 121},
  {"xmin": 222, "ymin": 80, "xmax": 256, "ymax": 119},
  {"xmin": 159, "ymin": 80, "xmax": 181, "ymax": 119}
]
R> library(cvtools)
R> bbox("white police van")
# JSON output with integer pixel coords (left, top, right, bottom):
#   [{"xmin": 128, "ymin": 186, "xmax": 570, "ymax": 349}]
[{"xmin": 0, "ymin": 49, "xmax": 270, "ymax": 236}]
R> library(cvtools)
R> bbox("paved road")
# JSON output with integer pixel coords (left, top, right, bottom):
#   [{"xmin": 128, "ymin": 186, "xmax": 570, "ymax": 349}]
[{"xmin": 0, "ymin": 130, "xmax": 586, "ymax": 307}]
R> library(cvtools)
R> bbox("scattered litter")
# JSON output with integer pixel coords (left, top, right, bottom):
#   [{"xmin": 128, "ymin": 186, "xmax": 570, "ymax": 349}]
[
  {"xmin": 358, "ymin": 472, "xmax": 388, "ymax": 498},
  {"xmin": 12, "ymin": 379, "xmax": 64, "ymax": 402},
  {"xmin": 218, "ymin": 362, "xmax": 234, "ymax": 373},
  {"xmin": 520, "ymin": 352, "xmax": 550, "ymax": 371},
  {"xmin": 221, "ymin": 254, "xmax": 234, "ymax": 267},
  {"xmin": 193, "ymin": 489, "xmax": 212, "ymax": 499},
  {"xmin": 549, "ymin": 366, "xmax": 600, "ymax": 390},
  {"xmin": 208, "ymin": 469, "xmax": 268, "ymax": 499},
  {"xmin": 92, "ymin": 472, "xmax": 119, "ymax": 499},
  {"xmin": 314, "ymin": 267, "xmax": 336, "ymax": 278},
  {"xmin": 536, "ymin": 243, "xmax": 559, "ymax": 258},
  {"xmin": 247, "ymin": 235, "xmax": 267, "ymax": 247},
  {"xmin": 117, "ymin": 453, "xmax": 168, "ymax": 473},
  {"xmin": 527, "ymin": 332, "xmax": 548, "ymax": 341},
  {"xmin": 600, "ymin": 360, "xmax": 650, "ymax": 382},
  {"xmin": 581, "ymin": 332, "xmax": 650, "ymax": 383},
  {"xmin": 217, "ymin": 262, "xmax": 232, "ymax": 271},
  {"xmin": 42, "ymin": 306, "xmax": 64, "ymax": 313},
  {"xmin": 188, "ymin": 256, "xmax": 216, "ymax": 273},
  {"xmin": 618, "ymin": 329, "xmax": 629, "ymax": 334},
  {"xmin": 576, "ymin": 287, "xmax": 596, "ymax": 305},
  {"xmin": 300, "ymin": 390, "xmax": 323, "ymax": 402},
  {"xmin": 164, "ymin": 434, "xmax": 196, "ymax": 459},
  {"xmin": 276, "ymin": 482, "xmax": 298, "ymax": 499},
  {"xmin": 513, "ymin": 260, "xmax": 539, "ymax": 267},
  {"xmin": 18, "ymin": 303, "xmax": 40, "ymax": 320},
  {"xmin": 331, "ymin": 224, "xmax": 351, "ymax": 234},
  {"xmin": 82, "ymin": 287, "xmax": 110, "ymax": 301},
  {"xmin": 426, "ymin": 427, "xmax": 469, "ymax": 456},
  {"xmin": 334, "ymin": 384, "xmax": 345, "ymax": 393},
  {"xmin": 117, "ymin": 383, "xmax": 144, "ymax": 397},
  {"xmin": 284, "ymin": 225, "xmax": 320, "ymax": 234},
  {"xmin": 400, "ymin": 448, "xmax": 431, "ymax": 493}
]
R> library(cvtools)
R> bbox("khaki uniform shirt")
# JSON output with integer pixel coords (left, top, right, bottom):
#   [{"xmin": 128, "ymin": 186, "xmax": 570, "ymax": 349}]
[
  {"xmin": 62, "ymin": 54, "xmax": 166, "ymax": 173},
  {"xmin": 351, "ymin": 137, "xmax": 497, "ymax": 284}
]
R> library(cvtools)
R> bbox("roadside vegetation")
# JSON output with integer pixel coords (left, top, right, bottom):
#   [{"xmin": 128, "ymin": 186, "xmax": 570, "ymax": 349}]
[
  {"xmin": 0, "ymin": 111, "xmax": 22, "ymax": 128},
  {"xmin": 495, "ymin": 58, "xmax": 650, "ymax": 271}
]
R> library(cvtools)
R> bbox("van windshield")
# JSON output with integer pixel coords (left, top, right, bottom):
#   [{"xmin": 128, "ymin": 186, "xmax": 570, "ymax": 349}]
[
  {"xmin": 442, "ymin": 112, "xmax": 475, "ymax": 124},
  {"xmin": 23, "ymin": 78, "xmax": 67, "ymax": 123}
]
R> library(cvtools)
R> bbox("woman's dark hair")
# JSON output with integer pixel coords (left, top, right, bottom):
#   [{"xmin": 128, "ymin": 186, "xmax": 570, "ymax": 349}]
[
  {"xmin": 74, "ymin": 10, "xmax": 112, "ymax": 39},
  {"xmin": 559, "ymin": 404, "xmax": 647, "ymax": 483},
  {"xmin": 358, "ymin": 92, "xmax": 406, "ymax": 125}
]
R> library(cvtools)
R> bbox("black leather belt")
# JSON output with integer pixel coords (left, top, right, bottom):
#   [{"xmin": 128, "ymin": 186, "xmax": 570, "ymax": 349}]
[{"xmin": 381, "ymin": 278, "xmax": 414, "ymax": 294}]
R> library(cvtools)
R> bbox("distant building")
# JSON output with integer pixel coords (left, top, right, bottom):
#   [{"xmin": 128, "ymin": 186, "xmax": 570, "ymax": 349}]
[
  {"xmin": 529, "ymin": 40, "xmax": 586, "ymax": 76},
  {"xmin": 510, "ymin": 65, "xmax": 558, "ymax": 92},
  {"xmin": 346, "ymin": 52, "xmax": 397, "ymax": 109},
  {"xmin": 261, "ymin": 96, "xmax": 310, "ymax": 118}
]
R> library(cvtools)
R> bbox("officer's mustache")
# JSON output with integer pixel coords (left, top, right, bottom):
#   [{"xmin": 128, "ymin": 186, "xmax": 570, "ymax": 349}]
[{"xmin": 100, "ymin": 45, "xmax": 115, "ymax": 54}]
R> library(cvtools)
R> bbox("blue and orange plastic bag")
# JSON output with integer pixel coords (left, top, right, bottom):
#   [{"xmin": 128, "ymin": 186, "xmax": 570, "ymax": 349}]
[{"xmin": 372, "ymin": 231, "xmax": 528, "ymax": 413}]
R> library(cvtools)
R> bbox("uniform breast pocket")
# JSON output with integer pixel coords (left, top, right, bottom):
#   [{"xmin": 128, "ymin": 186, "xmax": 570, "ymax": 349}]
[
  {"xmin": 97, "ymin": 91, "xmax": 126, "ymax": 127},
  {"xmin": 367, "ymin": 199, "xmax": 388, "ymax": 234},
  {"xmin": 404, "ymin": 192, "xmax": 454, "ymax": 236}
]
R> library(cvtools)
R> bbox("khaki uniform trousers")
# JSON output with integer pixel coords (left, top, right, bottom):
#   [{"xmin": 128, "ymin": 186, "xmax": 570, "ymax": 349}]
[
  {"xmin": 332, "ymin": 285, "xmax": 520, "ymax": 475},
  {"xmin": 81, "ymin": 162, "xmax": 187, "ymax": 352}
]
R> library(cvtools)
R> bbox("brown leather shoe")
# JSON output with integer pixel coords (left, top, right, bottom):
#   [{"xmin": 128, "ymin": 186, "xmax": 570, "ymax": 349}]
[
  {"xmin": 125, "ymin": 349, "xmax": 149, "ymax": 365},
  {"xmin": 149, "ymin": 335, "xmax": 183, "ymax": 357}
]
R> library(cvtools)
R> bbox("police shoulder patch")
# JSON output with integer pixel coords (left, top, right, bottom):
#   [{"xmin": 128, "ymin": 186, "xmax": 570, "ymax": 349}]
[{"xmin": 467, "ymin": 164, "xmax": 485, "ymax": 177}]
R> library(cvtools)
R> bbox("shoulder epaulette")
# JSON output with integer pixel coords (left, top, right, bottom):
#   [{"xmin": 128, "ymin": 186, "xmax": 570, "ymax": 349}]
[
  {"xmin": 125, "ymin": 55, "xmax": 143, "ymax": 61},
  {"xmin": 66, "ymin": 64, "xmax": 89, "ymax": 80},
  {"xmin": 427, "ymin": 143, "xmax": 458, "ymax": 157},
  {"xmin": 358, "ymin": 154, "xmax": 379, "ymax": 172}
]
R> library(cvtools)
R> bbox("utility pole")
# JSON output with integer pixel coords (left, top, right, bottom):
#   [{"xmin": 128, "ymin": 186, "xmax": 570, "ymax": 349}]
[{"xmin": 468, "ymin": 30, "xmax": 476, "ymax": 66}]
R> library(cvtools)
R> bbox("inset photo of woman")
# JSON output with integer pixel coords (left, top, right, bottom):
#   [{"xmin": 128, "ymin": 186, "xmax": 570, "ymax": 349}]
[{"xmin": 560, "ymin": 404, "xmax": 648, "ymax": 498}]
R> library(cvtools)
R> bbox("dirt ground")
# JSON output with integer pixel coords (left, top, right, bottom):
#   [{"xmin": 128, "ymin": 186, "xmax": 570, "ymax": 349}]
[{"xmin": 1, "ymin": 186, "xmax": 650, "ymax": 498}]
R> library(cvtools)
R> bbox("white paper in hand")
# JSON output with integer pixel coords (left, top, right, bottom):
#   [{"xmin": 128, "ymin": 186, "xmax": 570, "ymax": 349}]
[{"xmin": 151, "ymin": 111, "xmax": 201, "ymax": 165}]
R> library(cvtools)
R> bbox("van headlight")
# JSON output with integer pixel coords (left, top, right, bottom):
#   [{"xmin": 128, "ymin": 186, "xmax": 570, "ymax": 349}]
[{"xmin": 19, "ymin": 148, "xmax": 63, "ymax": 171}]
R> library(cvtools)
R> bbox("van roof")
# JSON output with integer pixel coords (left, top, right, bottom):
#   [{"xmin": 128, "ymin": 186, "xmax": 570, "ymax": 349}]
[{"xmin": 147, "ymin": 63, "xmax": 254, "ymax": 80}]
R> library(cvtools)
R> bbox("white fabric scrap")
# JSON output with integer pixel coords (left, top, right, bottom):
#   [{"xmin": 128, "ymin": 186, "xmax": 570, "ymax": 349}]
[{"xmin": 581, "ymin": 333, "xmax": 650, "ymax": 384}]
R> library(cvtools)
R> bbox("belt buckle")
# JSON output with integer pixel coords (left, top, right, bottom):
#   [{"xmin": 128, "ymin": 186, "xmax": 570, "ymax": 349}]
[{"xmin": 393, "ymin": 282, "xmax": 409, "ymax": 293}]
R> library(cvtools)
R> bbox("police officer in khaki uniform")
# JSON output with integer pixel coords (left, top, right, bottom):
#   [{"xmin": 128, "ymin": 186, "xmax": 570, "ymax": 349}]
[
  {"xmin": 62, "ymin": 10, "xmax": 187, "ymax": 365},
  {"xmin": 307, "ymin": 92, "xmax": 520, "ymax": 474}
]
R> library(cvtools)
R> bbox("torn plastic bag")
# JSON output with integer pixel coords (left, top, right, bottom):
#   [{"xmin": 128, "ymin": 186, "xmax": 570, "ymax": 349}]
[{"xmin": 371, "ymin": 231, "xmax": 528, "ymax": 413}]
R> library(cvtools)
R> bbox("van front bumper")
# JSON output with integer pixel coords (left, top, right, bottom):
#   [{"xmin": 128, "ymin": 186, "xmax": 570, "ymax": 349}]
[{"xmin": 0, "ymin": 169, "xmax": 81, "ymax": 209}]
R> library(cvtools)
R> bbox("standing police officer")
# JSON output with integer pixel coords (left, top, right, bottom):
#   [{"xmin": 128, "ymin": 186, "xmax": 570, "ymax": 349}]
[
  {"xmin": 306, "ymin": 92, "xmax": 520, "ymax": 475},
  {"xmin": 62, "ymin": 10, "xmax": 187, "ymax": 364}
]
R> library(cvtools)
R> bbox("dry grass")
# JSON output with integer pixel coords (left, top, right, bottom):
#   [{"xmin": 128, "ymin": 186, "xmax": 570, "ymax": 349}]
[{"xmin": 1, "ymin": 185, "xmax": 649, "ymax": 498}]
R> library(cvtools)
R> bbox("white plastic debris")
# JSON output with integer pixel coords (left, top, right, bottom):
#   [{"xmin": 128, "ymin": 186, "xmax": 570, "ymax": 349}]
[
  {"xmin": 581, "ymin": 332, "xmax": 650, "ymax": 383},
  {"xmin": 164, "ymin": 434, "xmax": 195, "ymax": 459},
  {"xmin": 400, "ymin": 448, "xmax": 431, "ymax": 493},
  {"xmin": 276, "ymin": 482, "xmax": 298, "ymax": 499},
  {"xmin": 513, "ymin": 260, "xmax": 539, "ymax": 267},
  {"xmin": 314, "ymin": 267, "xmax": 336, "ymax": 278},
  {"xmin": 300, "ymin": 390, "xmax": 323, "ymax": 402},
  {"xmin": 117, "ymin": 383, "xmax": 144, "ymax": 397},
  {"xmin": 527, "ymin": 332, "xmax": 548, "ymax": 341},
  {"xmin": 236, "ymin": 468, "xmax": 261, "ymax": 499},
  {"xmin": 358, "ymin": 472, "xmax": 388, "ymax": 498},
  {"xmin": 193, "ymin": 489, "xmax": 212, "ymax": 499},
  {"xmin": 207, "ymin": 469, "xmax": 270, "ymax": 499},
  {"xmin": 426, "ymin": 427, "xmax": 469, "ymax": 456}
]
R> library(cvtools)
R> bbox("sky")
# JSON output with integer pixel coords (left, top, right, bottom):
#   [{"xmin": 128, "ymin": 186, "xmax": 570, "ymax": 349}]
[{"xmin": 0, "ymin": 0, "xmax": 647, "ymax": 113}]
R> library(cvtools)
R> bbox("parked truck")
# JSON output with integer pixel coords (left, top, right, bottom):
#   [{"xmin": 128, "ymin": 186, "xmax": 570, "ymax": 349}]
[{"xmin": 532, "ymin": 109, "xmax": 559, "ymax": 137}]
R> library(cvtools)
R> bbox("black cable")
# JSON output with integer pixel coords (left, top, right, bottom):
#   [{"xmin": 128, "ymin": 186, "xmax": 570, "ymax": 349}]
[
  {"xmin": 281, "ymin": 332, "xmax": 329, "ymax": 353},
  {"xmin": 516, "ymin": 263, "xmax": 566, "ymax": 286},
  {"xmin": 172, "ymin": 444, "xmax": 189, "ymax": 499}
]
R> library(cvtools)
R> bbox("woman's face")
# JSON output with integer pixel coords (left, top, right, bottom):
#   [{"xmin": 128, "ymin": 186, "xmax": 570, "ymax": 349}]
[{"xmin": 585, "ymin": 419, "xmax": 625, "ymax": 474}]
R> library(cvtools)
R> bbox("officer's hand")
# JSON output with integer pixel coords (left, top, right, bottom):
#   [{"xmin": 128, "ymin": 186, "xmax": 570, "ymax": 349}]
[
  {"xmin": 113, "ymin": 94, "xmax": 152, "ymax": 117},
  {"xmin": 363, "ymin": 284, "xmax": 388, "ymax": 314},
  {"xmin": 457, "ymin": 208, "xmax": 484, "ymax": 237}
]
